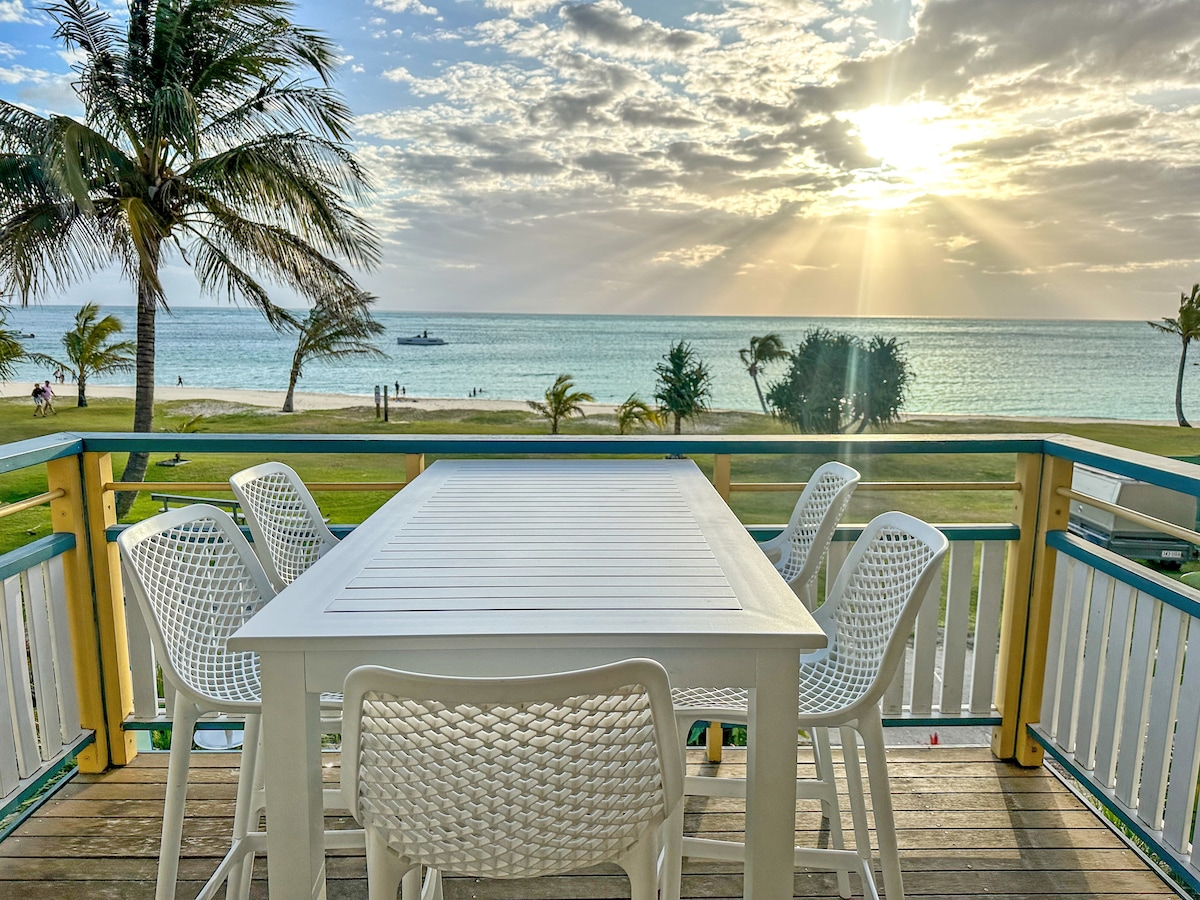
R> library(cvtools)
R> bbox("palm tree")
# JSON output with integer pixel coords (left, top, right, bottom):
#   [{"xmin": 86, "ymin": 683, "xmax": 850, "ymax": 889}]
[
  {"xmin": 0, "ymin": 308, "xmax": 27, "ymax": 381},
  {"xmin": 0, "ymin": 0, "xmax": 378, "ymax": 515},
  {"xmin": 1148, "ymin": 284, "xmax": 1200, "ymax": 427},
  {"xmin": 32, "ymin": 302, "xmax": 135, "ymax": 406},
  {"xmin": 654, "ymin": 340, "xmax": 712, "ymax": 435},
  {"xmin": 282, "ymin": 292, "xmax": 386, "ymax": 413},
  {"xmin": 739, "ymin": 333, "xmax": 787, "ymax": 415},
  {"xmin": 528, "ymin": 374, "xmax": 594, "ymax": 434},
  {"xmin": 615, "ymin": 393, "xmax": 662, "ymax": 434}
]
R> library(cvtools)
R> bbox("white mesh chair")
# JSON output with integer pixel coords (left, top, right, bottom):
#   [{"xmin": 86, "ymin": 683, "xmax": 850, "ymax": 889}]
[
  {"xmin": 673, "ymin": 512, "xmax": 948, "ymax": 900},
  {"xmin": 341, "ymin": 659, "xmax": 685, "ymax": 900},
  {"xmin": 229, "ymin": 461, "xmax": 339, "ymax": 591},
  {"xmin": 118, "ymin": 505, "xmax": 352, "ymax": 900},
  {"xmin": 757, "ymin": 461, "xmax": 860, "ymax": 605}
]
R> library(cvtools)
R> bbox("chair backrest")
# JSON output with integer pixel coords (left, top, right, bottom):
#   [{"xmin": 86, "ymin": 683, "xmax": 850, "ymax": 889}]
[
  {"xmin": 804, "ymin": 511, "xmax": 948, "ymax": 720},
  {"xmin": 117, "ymin": 504, "xmax": 273, "ymax": 711},
  {"xmin": 777, "ymin": 461, "xmax": 861, "ymax": 591},
  {"xmin": 341, "ymin": 658, "xmax": 683, "ymax": 879},
  {"xmin": 229, "ymin": 461, "xmax": 339, "ymax": 590}
]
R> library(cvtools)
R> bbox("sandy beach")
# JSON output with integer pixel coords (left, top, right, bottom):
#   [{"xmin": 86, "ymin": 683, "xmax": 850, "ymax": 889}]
[
  {"xmin": 0, "ymin": 381, "xmax": 1179, "ymax": 426},
  {"xmin": 0, "ymin": 381, "xmax": 621, "ymax": 415}
]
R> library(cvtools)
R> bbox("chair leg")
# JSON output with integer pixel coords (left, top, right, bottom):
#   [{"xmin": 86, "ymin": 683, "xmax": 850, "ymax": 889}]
[
  {"xmin": 227, "ymin": 714, "xmax": 261, "ymax": 900},
  {"xmin": 860, "ymin": 713, "xmax": 903, "ymax": 900},
  {"xmin": 623, "ymin": 829, "xmax": 661, "ymax": 900},
  {"xmin": 659, "ymin": 799, "xmax": 684, "ymax": 900},
  {"xmin": 157, "ymin": 697, "xmax": 200, "ymax": 900},
  {"xmin": 840, "ymin": 726, "xmax": 872, "ymax": 870},
  {"xmin": 366, "ymin": 827, "xmax": 413, "ymax": 900},
  {"xmin": 813, "ymin": 726, "xmax": 851, "ymax": 899}
]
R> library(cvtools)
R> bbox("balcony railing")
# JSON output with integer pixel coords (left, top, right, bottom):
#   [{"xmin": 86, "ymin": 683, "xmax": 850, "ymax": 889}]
[{"xmin": 1, "ymin": 430, "xmax": 1198, "ymax": 890}]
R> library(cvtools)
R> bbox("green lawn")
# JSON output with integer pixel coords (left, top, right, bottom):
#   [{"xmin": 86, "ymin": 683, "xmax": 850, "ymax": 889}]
[{"xmin": 2, "ymin": 394, "xmax": 1198, "ymax": 555}]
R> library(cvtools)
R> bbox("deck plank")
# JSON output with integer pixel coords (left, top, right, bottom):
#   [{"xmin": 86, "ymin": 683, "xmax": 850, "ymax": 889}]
[{"xmin": 0, "ymin": 747, "xmax": 1178, "ymax": 899}]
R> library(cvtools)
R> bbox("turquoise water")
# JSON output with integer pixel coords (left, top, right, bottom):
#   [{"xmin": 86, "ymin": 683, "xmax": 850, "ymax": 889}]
[{"xmin": 3, "ymin": 306, "xmax": 1195, "ymax": 421}]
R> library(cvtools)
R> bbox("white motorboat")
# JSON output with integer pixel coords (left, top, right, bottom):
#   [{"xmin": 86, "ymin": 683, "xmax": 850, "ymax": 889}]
[{"xmin": 397, "ymin": 331, "xmax": 446, "ymax": 346}]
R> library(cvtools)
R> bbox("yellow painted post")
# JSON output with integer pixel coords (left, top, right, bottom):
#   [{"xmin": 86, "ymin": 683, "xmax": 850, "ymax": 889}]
[
  {"xmin": 46, "ymin": 456, "xmax": 109, "ymax": 773},
  {"xmin": 706, "ymin": 722, "xmax": 723, "ymax": 763},
  {"xmin": 990, "ymin": 451, "xmax": 1073, "ymax": 765},
  {"xmin": 405, "ymin": 453, "xmax": 426, "ymax": 487},
  {"xmin": 713, "ymin": 454, "xmax": 731, "ymax": 503},
  {"xmin": 80, "ymin": 452, "xmax": 138, "ymax": 766}
]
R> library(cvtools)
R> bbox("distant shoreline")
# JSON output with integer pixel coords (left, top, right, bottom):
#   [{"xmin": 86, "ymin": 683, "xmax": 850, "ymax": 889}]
[
  {"xmin": 0, "ymin": 381, "xmax": 1180, "ymax": 427},
  {"xmin": 0, "ymin": 381, "xmax": 617, "ymax": 415}
]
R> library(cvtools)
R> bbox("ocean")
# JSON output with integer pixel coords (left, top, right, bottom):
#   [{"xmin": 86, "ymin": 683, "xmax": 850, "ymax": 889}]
[{"xmin": 2, "ymin": 305, "xmax": 1194, "ymax": 421}]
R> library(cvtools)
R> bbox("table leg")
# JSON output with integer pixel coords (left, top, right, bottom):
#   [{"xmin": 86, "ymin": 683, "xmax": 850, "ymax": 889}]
[
  {"xmin": 744, "ymin": 649, "xmax": 800, "ymax": 900},
  {"xmin": 261, "ymin": 651, "xmax": 326, "ymax": 898}
]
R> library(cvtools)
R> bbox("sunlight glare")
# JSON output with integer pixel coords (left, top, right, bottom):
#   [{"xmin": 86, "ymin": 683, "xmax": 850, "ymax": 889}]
[{"xmin": 838, "ymin": 102, "xmax": 979, "ymax": 208}]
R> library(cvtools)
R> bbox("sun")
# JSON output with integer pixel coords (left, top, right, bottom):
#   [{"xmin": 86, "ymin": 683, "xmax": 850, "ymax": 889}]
[{"xmin": 837, "ymin": 102, "xmax": 978, "ymax": 207}]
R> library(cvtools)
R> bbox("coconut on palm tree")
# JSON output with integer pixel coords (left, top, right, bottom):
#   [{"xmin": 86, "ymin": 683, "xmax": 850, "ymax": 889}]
[
  {"xmin": 654, "ymin": 340, "xmax": 712, "ymax": 435},
  {"xmin": 31, "ymin": 302, "xmax": 135, "ymax": 406},
  {"xmin": 528, "ymin": 374, "xmax": 594, "ymax": 434},
  {"xmin": 0, "ymin": 0, "xmax": 378, "ymax": 515},
  {"xmin": 282, "ymin": 291, "xmax": 386, "ymax": 413},
  {"xmin": 739, "ymin": 333, "xmax": 787, "ymax": 415},
  {"xmin": 615, "ymin": 393, "xmax": 662, "ymax": 434},
  {"xmin": 1148, "ymin": 284, "xmax": 1200, "ymax": 427}
]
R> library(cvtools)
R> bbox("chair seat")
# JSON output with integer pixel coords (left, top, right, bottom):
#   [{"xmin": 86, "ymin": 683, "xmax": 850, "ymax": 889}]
[{"xmin": 671, "ymin": 686, "xmax": 749, "ymax": 718}]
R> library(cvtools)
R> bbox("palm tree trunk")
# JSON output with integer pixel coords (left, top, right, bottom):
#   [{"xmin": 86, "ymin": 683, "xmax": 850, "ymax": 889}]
[
  {"xmin": 674, "ymin": 414, "xmax": 681, "ymax": 435},
  {"xmin": 116, "ymin": 265, "xmax": 159, "ymax": 518},
  {"xmin": 1176, "ymin": 339, "xmax": 1191, "ymax": 427},
  {"xmin": 751, "ymin": 372, "xmax": 769, "ymax": 415},
  {"xmin": 77, "ymin": 371, "xmax": 87, "ymax": 408},
  {"xmin": 283, "ymin": 363, "xmax": 299, "ymax": 412}
]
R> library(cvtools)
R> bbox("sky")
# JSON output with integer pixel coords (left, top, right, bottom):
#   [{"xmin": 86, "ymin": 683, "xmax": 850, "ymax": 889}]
[{"xmin": 2, "ymin": 0, "xmax": 1200, "ymax": 319}]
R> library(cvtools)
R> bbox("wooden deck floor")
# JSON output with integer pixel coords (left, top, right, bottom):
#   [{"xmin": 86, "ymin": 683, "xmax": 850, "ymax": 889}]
[{"xmin": 0, "ymin": 745, "xmax": 1177, "ymax": 899}]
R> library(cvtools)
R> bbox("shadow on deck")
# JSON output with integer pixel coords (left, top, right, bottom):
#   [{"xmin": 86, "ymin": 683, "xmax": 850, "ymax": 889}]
[{"xmin": 0, "ymin": 745, "xmax": 1175, "ymax": 899}]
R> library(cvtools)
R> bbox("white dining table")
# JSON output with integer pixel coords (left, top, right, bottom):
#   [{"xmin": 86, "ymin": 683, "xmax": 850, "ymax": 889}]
[{"xmin": 228, "ymin": 458, "xmax": 827, "ymax": 899}]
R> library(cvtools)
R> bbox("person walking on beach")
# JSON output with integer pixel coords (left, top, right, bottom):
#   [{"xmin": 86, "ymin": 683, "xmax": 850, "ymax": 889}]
[
  {"xmin": 177, "ymin": 375, "xmax": 183, "ymax": 386},
  {"xmin": 42, "ymin": 380, "xmax": 56, "ymax": 415},
  {"xmin": 31, "ymin": 383, "xmax": 45, "ymax": 417}
]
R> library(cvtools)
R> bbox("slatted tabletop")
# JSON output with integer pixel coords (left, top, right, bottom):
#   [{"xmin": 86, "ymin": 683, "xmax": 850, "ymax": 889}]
[{"xmin": 330, "ymin": 460, "xmax": 741, "ymax": 612}]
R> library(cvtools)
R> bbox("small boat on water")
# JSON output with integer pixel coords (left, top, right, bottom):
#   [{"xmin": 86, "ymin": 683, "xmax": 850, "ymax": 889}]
[
  {"xmin": 397, "ymin": 331, "xmax": 446, "ymax": 346},
  {"xmin": 16, "ymin": 332, "xmax": 34, "ymax": 338}
]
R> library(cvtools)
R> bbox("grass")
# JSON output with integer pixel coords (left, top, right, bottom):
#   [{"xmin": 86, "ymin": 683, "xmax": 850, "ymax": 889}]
[{"xmin": 3, "ymin": 394, "xmax": 1199, "ymax": 555}]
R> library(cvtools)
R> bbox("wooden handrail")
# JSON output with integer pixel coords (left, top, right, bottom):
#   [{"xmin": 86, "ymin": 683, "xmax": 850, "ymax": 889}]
[
  {"xmin": 106, "ymin": 481, "xmax": 406, "ymax": 492},
  {"xmin": 0, "ymin": 489, "xmax": 66, "ymax": 519},
  {"xmin": 1057, "ymin": 486, "xmax": 1200, "ymax": 546},
  {"xmin": 732, "ymin": 480, "xmax": 1021, "ymax": 493}
]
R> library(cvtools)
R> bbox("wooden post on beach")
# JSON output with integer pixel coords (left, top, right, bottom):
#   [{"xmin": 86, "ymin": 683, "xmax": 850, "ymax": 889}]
[
  {"xmin": 383, "ymin": 386, "xmax": 389, "ymax": 422},
  {"xmin": 374, "ymin": 385, "xmax": 381, "ymax": 420}
]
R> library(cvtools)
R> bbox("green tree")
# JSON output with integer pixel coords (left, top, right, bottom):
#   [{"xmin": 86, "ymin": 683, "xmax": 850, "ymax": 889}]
[
  {"xmin": 615, "ymin": 393, "xmax": 662, "ymax": 434},
  {"xmin": 528, "ymin": 374, "xmax": 594, "ymax": 434},
  {"xmin": 32, "ymin": 302, "xmax": 135, "ymax": 407},
  {"xmin": 767, "ymin": 328, "xmax": 912, "ymax": 433},
  {"xmin": 0, "ymin": 0, "xmax": 377, "ymax": 515},
  {"xmin": 0, "ymin": 308, "xmax": 27, "ymax": 381},
  {"xmin": 739, "ymin": 333, "xmax": 788, "ymax": 415},
  {"xmin": 282, "ymin": 292, "xmax": 386, "ymax": 413},
  {"xmin": 1148, "ymin": 284, "xmax": 1200, "ymax": 427},
  {"xmin": 654, "ymin": 340, "xmax": 712, "ymax": 435}
]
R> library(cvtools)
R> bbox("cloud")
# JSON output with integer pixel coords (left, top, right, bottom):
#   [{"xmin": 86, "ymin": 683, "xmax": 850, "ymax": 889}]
[
  {"xmin": 0, "ymin": 1, "xmax": 38, "ymax": 24},
  {"xmin": 560, "ymin": 0, "xmax": 713, "ymax": 58},
  {"xmin": 651, "ymin": 244, "xmax": 727, "ymax": 267},
  {"xmin": 372, "ymin": 0, "xmax": 438, "ymax": 16}
]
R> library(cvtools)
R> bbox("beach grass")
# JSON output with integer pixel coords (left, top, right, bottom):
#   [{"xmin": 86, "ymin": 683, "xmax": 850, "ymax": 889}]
[{"xmin": 2, "ymin": 394, "xmax": 1199, "ymax": 556}]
